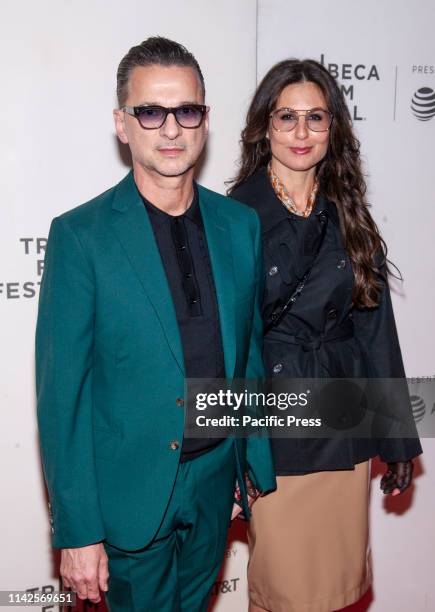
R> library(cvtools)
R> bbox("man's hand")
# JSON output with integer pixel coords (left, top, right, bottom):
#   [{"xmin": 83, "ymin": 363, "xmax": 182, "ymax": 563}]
[
  {"xmin": 60, "ymin": 542, "xmax": 109, "ymax": 603},
  {"xmin": 380, "ymin": 460, "xmax": 414, "ymax": 496}
]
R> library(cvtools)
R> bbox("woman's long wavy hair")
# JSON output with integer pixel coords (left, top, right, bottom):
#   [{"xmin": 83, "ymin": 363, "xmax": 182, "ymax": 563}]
[{"xmin": 229, "ymin": 59, "xmax": 391, "ymax": 308}]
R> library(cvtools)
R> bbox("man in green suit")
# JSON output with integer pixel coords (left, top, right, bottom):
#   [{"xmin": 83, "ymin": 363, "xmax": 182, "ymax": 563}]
[{"xmin": 36, "ymin": 37, "xmax": 275, "ymax": 611}]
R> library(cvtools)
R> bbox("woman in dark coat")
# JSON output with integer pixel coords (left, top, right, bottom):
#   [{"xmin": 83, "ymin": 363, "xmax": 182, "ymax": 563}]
[{"xmin": 229, "ymin": 59, "xmax": 422, "ymax": 612}]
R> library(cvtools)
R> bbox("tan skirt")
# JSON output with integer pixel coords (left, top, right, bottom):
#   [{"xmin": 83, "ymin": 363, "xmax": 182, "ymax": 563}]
[{"xmin": 248, "ymin": 461, "xmax": 372, "ymax": 612}]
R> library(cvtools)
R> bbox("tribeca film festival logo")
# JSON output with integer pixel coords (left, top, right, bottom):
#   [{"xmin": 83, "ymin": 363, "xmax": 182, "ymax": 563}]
[
  {"xmin": 24, "ymin": 583, "xmax": 59, "ymax": 612},
  {"xmin": 0, "ymin": 237, "xmax": 46, "ymax": 299},
  {"xmin": 320, "ymin": 53, "xmax": 380, "ymax": 121}
]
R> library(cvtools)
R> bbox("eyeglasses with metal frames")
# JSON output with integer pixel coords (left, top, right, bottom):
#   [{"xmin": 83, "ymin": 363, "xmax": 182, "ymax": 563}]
[
  {"xmin": 122, "ymin": 104, "xmax": 209, "ymax": 130},
  {"xmin": 270, "ymin": 107, "xmax": 333, "ymax": 132}
]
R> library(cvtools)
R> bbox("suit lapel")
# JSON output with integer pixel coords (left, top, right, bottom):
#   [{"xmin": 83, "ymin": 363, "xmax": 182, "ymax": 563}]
[
  {"xmin": 198, "ymin": 186, "xmax": 236, "ymax": 379},
  {"xmin": 109, "ymin": 172, "xmax": 185, "ymax": 374}
]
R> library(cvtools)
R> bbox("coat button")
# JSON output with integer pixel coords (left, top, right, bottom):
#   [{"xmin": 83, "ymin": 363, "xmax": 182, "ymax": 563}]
[
  {"xmin": 337, "ymin": 259, "xmax": 346, "ymax": 269},
  {"xmin": 272, "ymin": 363, "xmax": 283, "ymax": 374},
  {"xmin": 176, "ymin": 398, "xmax": 184, "ymax": 407},
  {"xmin": 170, "ymin": 440, "xmax": 180, "ymax": 450},
  {"xmin": 269, "ymin": 266, "xmax": 278, "ymax": 276},
  {"xmin": 327, "ymin": 308, "xmax": 338, "ymax": 319}
]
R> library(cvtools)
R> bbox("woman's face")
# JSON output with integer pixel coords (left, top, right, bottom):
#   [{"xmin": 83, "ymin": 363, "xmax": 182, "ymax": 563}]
[{"xmin": 267, "ymin": 81, "xmax": 330, "ymax": 175}]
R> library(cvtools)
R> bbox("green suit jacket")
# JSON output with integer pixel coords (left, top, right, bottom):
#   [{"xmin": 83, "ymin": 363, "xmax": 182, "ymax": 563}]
[{"xmin": 36, "ymin": 171, "xmax": 275, "ymax": 550}]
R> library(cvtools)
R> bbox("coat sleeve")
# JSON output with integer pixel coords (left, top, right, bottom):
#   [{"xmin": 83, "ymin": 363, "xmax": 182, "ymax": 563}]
[
  {"xmin": 352, "ymin": 269, "xmax": 423, "ymax": 463},
  {"xmin": 244, "ymin": 210, "xmax": 276, "ymax": 494},
  {"xmin": 36, "ymin": 216, "xmax": 106, "ymax": 548}
]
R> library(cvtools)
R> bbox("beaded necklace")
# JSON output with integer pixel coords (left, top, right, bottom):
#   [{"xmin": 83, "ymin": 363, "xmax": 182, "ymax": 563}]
[{"xmin": 267, "ymin": 163, "xmax": 318, "ymax": 218}]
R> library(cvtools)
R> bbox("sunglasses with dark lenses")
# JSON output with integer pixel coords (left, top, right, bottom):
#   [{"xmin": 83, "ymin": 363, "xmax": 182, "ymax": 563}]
[
  {"xmin": 270, "ymin": 107, "xmax": 333, "ymax": 132},
  {"xmin": 122, "ymin": 104, "xmax": 209, "ymax": 129}
]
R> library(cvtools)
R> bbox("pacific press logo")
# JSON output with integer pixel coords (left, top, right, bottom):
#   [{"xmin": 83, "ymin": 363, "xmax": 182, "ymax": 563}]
[{"xmin": 410, "ymin": 87, "xmax": 435, "ymax": 121}]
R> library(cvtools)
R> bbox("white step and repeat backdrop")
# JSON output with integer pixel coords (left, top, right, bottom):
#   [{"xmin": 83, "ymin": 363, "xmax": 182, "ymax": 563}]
[
  {"xmin": 0, "ymin": 1, "xmax": 257, "ymax": 609},
  {"xmin": 1, "ymin": 1, "xmax": 434, "ymax": 610},
  {"xmin": 257, "ymin": 2, "xmax": 435, "ymax": 611}
]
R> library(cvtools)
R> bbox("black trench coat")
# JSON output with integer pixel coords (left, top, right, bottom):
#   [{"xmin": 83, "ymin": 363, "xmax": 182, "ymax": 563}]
[{"xmin": 232, "ymin": 168, "xmax": 422, "ymax": 474}]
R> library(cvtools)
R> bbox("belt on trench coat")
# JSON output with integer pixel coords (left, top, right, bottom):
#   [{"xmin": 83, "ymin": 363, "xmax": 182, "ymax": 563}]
[{"xmin": 265, "ymin": 319, "xmax": 354, "ymax": 351}]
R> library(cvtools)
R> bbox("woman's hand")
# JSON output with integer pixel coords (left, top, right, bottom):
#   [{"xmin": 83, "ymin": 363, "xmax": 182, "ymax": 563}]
[{"xmin": 380, "ymin": 460, "xmax": 414, "ymax": 496}]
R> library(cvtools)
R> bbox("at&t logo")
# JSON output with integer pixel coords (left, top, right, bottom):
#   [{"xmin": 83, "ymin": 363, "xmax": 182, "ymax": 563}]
[{"xmin": 411, "ymin": 87, "xmax": 435, "ymax": 121}]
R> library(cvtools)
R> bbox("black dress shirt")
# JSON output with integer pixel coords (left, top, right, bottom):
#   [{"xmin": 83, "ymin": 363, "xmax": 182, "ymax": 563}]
[{"xmin": 142, "ymin": 184, "xmax": 225, "ymax": 461}]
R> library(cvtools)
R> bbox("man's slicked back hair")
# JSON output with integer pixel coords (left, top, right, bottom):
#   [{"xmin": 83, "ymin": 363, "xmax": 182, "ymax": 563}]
[{"xmin": 116, "ymin": 36, "xmax": 205, "ymax": 107}]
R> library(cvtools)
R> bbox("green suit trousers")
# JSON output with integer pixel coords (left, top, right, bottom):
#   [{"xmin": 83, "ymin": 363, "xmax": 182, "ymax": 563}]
[{"xmin": 104, "ymin": 437, "xmax": 236, "ymax": 612}]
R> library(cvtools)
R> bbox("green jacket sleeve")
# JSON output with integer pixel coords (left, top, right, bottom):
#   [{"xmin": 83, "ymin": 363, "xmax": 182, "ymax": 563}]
[
  {"xmin": 244, "ymin": 210, "xmax": 276, "ymax": 495},
  {"xmin": 36, "ymin": 216, "xmax": 106, "ymax": 548}
]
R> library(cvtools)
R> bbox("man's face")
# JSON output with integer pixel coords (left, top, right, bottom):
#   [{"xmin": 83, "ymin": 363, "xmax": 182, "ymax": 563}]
[{"xmin": 114, "ymin": 64, "xmax": 208, "ymax": 179}]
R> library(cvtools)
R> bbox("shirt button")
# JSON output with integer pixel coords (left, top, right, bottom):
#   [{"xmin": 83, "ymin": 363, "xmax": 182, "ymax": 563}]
[
  {"xmin": 327, "ymin": 308, "xmax": 338, "ymax": 319},
  {"xmin": 176, "ymin": 398, "xmax": 184, "ymax": 407},
  {"xmin": 337, "ymin": 259, "xmax": 346, "ymax": 269},
  {"xmin": 272, "ymin": 363, "xmax": 283, "ymax": 374},
  {"xmin": 269, "ymin": 266, "xmax": 278, "ymax": 276},
  {"xmin": 170, "ymin": 440, "xmax": 180, "ymax": 451}
]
